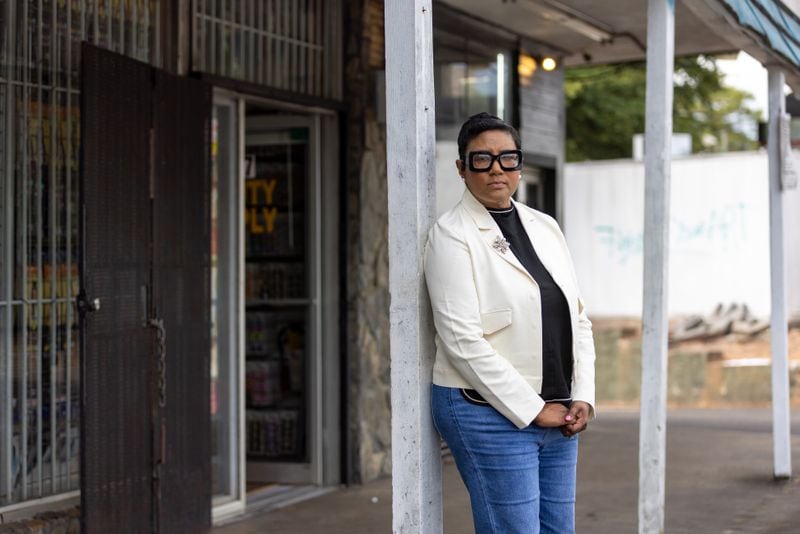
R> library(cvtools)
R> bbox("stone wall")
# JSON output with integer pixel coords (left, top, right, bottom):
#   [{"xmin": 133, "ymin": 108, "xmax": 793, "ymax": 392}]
[
  {"xmin": 0, "ymin": 508, "xmax": 79, "ymax": 534},
  {"xmin": 595, "ymin": 320, "xmax": 800, "ymax": 407},
  {"xmin": 344, "ymin": 0, "xmax": 391, "ymax": 484}
]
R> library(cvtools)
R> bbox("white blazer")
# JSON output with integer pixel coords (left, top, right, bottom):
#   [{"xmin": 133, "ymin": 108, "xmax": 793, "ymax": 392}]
[{"xmin": 424, "ymin": 189, "xmax": 596, "ymax": 429}]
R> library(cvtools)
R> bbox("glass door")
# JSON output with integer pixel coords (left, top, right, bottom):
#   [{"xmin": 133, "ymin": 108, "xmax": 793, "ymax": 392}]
[
  {"xmin": 243, "ymin": 114, "xmax": 320, "ymax": 484},
  {"xmin": 211, "ymin": 95, "xmax": 244, "ymax": 515}
]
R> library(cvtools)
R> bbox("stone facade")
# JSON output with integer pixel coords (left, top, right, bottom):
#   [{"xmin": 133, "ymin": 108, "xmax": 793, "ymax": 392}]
[
  {"xmin": 352, "ymin": 115, "xmax": 391, "ymax": 482},
  {"xmin": 0, "ymin": 508, "xmax": 79, "ymax": 534},
  {"xmin": 344, "ymin": 0, "xmax": 392, "ymax": 484}
]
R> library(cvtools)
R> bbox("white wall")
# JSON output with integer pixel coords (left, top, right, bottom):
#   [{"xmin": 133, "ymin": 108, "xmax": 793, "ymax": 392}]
[{"xmin": 564, "ymin": 151, "xmax": 800, "ymax": 318}]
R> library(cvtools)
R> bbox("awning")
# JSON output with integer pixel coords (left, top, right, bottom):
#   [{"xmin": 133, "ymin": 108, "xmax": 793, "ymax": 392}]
[
  {"xmin": 719, "ymin": 0, "xmax": 800, "ymax": 68},
  {"xmin": 438, "ymin": 0, "xmax": 800, "ymax": 88}
]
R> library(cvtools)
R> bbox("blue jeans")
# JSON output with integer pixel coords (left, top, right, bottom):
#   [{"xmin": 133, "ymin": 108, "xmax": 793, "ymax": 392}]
[{"xmin": 431, "ymin": 385, "xmax": 578, "ymax": 534}]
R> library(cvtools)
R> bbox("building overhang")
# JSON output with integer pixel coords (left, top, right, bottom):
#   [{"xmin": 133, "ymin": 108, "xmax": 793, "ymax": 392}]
[{"xmin": 439, "ymin": 0, "xmax": 800, "ymax": 89}]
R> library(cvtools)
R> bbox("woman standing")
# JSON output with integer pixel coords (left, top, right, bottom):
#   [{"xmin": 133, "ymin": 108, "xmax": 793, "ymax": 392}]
[{"xmin": 424, "ymin": 112, "xmax": 596, "ymax": 534}]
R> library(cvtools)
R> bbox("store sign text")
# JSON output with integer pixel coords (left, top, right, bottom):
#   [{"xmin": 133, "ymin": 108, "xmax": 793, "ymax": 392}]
[{"xmin": 246, "ymin": 178, "xmax": 278, "ymax": 234}]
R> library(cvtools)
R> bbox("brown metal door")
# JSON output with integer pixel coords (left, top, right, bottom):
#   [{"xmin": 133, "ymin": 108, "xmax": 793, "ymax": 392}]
[
  {"xmin": 79, "ymin": 44, "xmax": 211, "ymax": 533},
  {"xmin": 151, "ymin": 70, "xmax": 212, "ymax": 533},
  {"xmin": 79, "ymin": 44, "xmax": 154, "ymax": 533}
]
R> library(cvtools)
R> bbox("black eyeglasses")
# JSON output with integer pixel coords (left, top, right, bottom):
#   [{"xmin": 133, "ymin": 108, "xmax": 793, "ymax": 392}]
[{"xmin": 465, "ymin": 150, "xmax": 523, "ymax": 172}]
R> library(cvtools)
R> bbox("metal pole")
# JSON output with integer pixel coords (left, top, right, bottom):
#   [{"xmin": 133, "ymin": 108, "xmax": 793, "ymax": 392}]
[
  {"xmin": 20, "ymin": 0, "xmax": 31, "ymax": 502},
  {"xmin": 48, "ymin": 0, "xmax": 58, "ymax": 493},
  {"xmin": 767, "ymin": 65, "xmax": 792, "ymax": 479},
  {"xmin": 384, "ymin": 1, "xmax": 441, "ymax": 532},
  {"xmin": 639, "ymin": 1, "xmax": 674, "ymax": 533},
  {"xmin": 1, "ymin": 0, "xmax": 17, "ymax": 507},
  {"xmin": 33, "ymin": 0, "xmax": 45, "ymax": 499},
  {"xmin": 65, "ymin": 0, "xmax": 76, "ymax": 489}
]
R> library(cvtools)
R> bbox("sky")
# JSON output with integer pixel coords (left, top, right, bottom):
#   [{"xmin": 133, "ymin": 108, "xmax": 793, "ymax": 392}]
[{"xmin": 716, "ymin": 51, "xmax": 769, "ymax": 121}]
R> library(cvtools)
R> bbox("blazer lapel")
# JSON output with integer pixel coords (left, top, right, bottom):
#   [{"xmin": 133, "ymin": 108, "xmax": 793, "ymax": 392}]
[
  {"xmin": 460, "ymin": 190, "xmax": 534, "ymax": 283},
  {"xmin": 516, "ymin": 203, "xmax": 577, "ymax": 314}
]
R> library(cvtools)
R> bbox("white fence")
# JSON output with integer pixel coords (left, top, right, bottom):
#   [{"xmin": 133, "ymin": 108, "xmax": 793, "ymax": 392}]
[{"xmin": 564, "ymin": 150, "xmax": 800, "ymax": 318}]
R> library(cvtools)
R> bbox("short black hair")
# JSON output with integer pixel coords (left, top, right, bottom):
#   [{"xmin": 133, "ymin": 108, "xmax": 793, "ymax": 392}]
[{"xmin": 456, "ymin": 112, "xmax": 521, "ymax": 162}]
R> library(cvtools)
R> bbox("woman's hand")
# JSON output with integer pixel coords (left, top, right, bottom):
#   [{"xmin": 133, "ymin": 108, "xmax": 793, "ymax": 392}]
[
  {"xmin": 533, "ymin": 403, "xmax": 570, "ymax": 427},
  {"xmin": 560, "ymin": 401, "xmax": 591, "ymax": 437}
]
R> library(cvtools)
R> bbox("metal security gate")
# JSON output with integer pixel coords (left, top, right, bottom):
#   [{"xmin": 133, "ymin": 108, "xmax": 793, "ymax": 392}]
[
  {"xmin": 151, "ymin": 69, "xmax": 212, "ymax": 532},
  {"xmin": 79, "ymin": 44, "xmax": 211, "ymax": 533}
]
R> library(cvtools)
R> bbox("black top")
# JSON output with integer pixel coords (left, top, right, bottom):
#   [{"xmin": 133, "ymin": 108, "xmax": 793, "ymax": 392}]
[{"xmin": 488, "ymin": 204, "xmax": 573, "ymax": 403}]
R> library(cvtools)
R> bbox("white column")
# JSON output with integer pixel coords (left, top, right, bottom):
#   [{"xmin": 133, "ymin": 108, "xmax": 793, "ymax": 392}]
[
  {"xmin": 767, "ymin": 66, "xmax": 792, "ymax": 479},
  {"xmin": 639, "ymin": 1, "xmax": 674, "ymax": 533},
  {"xmin": 384, "ymin": 1, "xmax": 442, "ymax": 533}
]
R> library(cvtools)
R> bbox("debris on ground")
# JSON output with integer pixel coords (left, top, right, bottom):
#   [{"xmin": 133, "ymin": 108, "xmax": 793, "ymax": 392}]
[{"xmin": 670, "ymin": 303, "xmax": 770, "ymax": 343}]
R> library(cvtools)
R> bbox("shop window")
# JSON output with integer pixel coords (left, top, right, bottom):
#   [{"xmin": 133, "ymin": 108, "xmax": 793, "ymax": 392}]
[
  {"xmin": 433, "ymin": 29, "xmax": 513, "ymax": 142},
  {"xmin": 431, "ymin": 18, "xmax": 514, "ymax": 215},
  {"xmin": 791, "ymin": 117, "xmax": 800, "ymax": 148},
  {"xmin": 0, "ymin": 0, "xmax": 159, "ymax": 509}
]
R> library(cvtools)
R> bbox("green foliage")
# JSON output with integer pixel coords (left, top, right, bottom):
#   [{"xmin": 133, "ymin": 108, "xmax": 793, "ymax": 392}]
[{"xmin": 564, "ymin": 56, "xmax": 762, "ymax": 162}]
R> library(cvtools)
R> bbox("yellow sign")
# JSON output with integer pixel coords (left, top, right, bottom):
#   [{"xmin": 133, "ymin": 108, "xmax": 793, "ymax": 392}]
[{"xmin": 245, "ymin": 178, "xmax": 279, "ymax": 234}]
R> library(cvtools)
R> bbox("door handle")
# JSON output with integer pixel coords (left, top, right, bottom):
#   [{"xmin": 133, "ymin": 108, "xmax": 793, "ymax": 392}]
[{"xmin": 76, "ymin": 291, "xmax": 101, "ymax": 314}]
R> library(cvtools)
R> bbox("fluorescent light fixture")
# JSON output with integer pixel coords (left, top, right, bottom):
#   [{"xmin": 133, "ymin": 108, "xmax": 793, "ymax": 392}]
[
  {"xmin": 497, "ymin": 53, "xmax": 506, "ymax": 120},
  {"xmin": 523, "ymin": 0, "xmax": 613, "ymax": 43}
]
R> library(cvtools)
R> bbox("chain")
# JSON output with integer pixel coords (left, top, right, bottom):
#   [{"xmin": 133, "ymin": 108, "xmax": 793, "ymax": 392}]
[{"xmin": 149, "ymin": 318, "xmax": 167, "ymax": 407}]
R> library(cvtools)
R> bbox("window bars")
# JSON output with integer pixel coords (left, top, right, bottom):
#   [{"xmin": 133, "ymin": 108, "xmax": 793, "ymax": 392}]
[
  {"xmin": 193, "ymin": 0, "xmax": 343, "ymax": 101},
  {"xmin": 0, "ymin": 0, "xmax": 160, "ymax": 509}
]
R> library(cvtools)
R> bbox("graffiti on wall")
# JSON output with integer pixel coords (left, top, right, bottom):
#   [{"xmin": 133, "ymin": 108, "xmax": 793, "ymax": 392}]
[{"xmin": 594, "ymin": 202, "xmax": 751, "ymax": 265}]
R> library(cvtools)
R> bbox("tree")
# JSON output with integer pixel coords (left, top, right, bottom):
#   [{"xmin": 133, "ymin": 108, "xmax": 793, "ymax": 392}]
[{"xmin": 565, "ymin": 56, "xmax": 761, "ymax": 162}]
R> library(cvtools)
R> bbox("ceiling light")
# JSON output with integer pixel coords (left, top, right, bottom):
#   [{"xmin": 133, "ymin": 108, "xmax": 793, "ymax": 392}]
[{"xmin": 518, "ymin": 53, "xmax": 537, "ymax": 86}]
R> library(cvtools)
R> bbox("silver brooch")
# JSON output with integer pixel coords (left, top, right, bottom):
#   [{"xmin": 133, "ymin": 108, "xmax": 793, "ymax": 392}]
[{"xmin": 492, "ymin": 236, "xmax": 511, "ymax": 254}]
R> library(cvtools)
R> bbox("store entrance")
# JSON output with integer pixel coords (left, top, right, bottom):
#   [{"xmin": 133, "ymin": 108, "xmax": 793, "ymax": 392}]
[
  {"xmin": 211, "ymin": 96, "xmax": 341, "ymax": 517},
  {"xmin": 516, "ymin": 162, "xmax": 557, "ymax": 219},
  {"xmin": 243, "ymin": 111, "xmax": 319, "ymax": 490}
]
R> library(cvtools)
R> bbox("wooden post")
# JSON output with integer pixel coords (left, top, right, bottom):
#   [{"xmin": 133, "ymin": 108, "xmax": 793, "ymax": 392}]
[
  {"xmin": 384, "ymin": 1, "xmax": 442, "ymax": 533},
  {"xmin": 767, "ymin": 66, "xmax": 792, "ymax": 479},
  {"xmin": 639, "ymin": 1, "xmax": 674, "ymax": 533}
]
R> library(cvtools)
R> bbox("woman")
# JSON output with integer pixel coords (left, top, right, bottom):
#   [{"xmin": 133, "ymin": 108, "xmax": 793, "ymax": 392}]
[{"xmin": 424, "ymin": 112, "xmax": 596, "ymax": 534}]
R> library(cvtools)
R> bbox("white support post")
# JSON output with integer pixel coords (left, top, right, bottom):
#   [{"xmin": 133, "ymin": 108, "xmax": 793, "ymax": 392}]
[
  {"xmin": 639, "ymin": 1, "xmax": 674, "ymax": 533},
  {"xmin": 767, "ymin": 66, "xmax": 792, "ymax": 479},
  {"xmin": 384, "ymin": 1, "xmax": 442, "ymax": 533}
]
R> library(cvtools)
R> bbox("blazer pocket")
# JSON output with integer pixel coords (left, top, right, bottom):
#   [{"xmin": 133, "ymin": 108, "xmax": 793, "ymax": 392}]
[{"xmin": 480, "ymin": 308, "xmax": 512, "ymax": 335}]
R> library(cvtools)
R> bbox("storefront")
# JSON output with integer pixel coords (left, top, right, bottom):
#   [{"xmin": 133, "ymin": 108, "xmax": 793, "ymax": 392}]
[
  {"xmin": 432, "ymin": 3, "xmax": 563, "ymax": 219},
  {"xmin": 0, "ymin": 0, "xmax": 344, "ymax": 528},
  {"xmin": 0, "ymin": 0, "xmax": 567, "ymax": 530},
  {"xmin": 209, "ymin": 96, "xmax": 342, "ymax": 519},
  {"xmin": 0, "ymin": 0, "xmax": 161, "ymax": 516},
  {"xmin": 191, "ymin": 0, "xmax": 346, "ymax": 520}
]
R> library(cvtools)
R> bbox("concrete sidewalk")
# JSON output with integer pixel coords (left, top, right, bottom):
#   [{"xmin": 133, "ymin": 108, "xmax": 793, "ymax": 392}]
[{"xmin": 215, "ymin": 408, "xmax": 800, "ymax": 533}]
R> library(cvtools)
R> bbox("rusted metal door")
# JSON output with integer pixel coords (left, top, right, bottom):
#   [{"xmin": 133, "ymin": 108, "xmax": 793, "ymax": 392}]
[{"xmin": 79, "ymin": 44, "xmax": 211, "ymax": 533}]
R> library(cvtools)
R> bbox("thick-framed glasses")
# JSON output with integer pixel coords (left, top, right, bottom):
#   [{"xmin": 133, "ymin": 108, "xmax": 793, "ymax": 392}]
[{"xmin": 466, "ymin": 150, "xmax": 523, "ymax": 172}]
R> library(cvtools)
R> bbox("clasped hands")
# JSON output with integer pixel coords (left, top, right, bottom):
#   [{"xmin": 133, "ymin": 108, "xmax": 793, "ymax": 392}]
[{"xmin": 533, "ymin": 401, "xmax": 590, "ymax": 437}]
